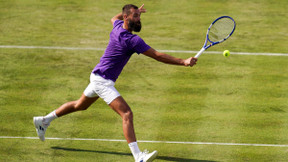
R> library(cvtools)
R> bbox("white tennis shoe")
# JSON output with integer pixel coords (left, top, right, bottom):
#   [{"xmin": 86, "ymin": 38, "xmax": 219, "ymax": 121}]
[
  {"xmin": 136, "ymin": 150, "xmax": 158, "ymax": 162},
  {"xmin": 33, "ymin": 116, "xmax": 49, "ymax": 141}
]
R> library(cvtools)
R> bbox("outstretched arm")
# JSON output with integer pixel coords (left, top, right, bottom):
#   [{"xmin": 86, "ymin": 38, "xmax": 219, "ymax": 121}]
[{"xmin": 142, "ymin": 48, "xmax": 197, "ymax": 67}]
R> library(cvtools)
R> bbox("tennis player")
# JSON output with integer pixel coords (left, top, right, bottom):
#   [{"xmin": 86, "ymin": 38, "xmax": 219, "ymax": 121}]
[{"xmin": 33, "ymin": 4, "xmax": 197, "ymax": 162}]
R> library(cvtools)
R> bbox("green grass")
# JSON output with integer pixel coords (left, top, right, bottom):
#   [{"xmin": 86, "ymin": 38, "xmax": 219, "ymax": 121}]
[{"xmin": 1, "ymin": 0, "xmax": 288, "ymax": 161}]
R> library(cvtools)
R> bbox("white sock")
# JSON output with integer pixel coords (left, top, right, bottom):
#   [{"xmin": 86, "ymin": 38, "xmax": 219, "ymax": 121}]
[
  {"xmin": 128, "ymin": 142, "xmax": 141, "ymax": 160},
  {"xmin": 43, "ymin": 110, "xmax": 58, "ymax": 124}
]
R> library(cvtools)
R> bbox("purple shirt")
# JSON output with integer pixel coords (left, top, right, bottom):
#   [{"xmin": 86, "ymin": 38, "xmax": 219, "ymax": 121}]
[{"xmin": 92, "ymin": 20, "xmax": 151, "ymax": 82}]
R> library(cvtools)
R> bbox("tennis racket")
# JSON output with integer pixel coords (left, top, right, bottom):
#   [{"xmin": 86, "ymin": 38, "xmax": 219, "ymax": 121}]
[{"xmin": 194, "ymin": 16, "xmax": 236, "ymax": 58}]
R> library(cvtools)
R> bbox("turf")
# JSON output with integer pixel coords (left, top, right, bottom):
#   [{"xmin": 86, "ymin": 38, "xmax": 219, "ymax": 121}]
[{"xmin": 1, "ymin": 0, "xmax": 288, "ymax": 161}]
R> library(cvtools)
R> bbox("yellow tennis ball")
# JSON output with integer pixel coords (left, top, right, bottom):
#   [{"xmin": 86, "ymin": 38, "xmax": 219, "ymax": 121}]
[{"xmin": 223, "ymin": 50, "xmax": 230, "ymax": 57}]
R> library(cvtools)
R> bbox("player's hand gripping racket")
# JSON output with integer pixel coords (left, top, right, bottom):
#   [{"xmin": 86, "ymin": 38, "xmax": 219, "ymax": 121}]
[{"xmin": 194, "ymin": 16, "xmax": 236, "ymax": 58}]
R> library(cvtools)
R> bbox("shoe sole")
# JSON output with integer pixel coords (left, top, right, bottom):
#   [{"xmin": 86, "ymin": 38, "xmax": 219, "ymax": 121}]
[{"xmin": 146, "ymin": 151, "xmax": 158, "ymax": 162}]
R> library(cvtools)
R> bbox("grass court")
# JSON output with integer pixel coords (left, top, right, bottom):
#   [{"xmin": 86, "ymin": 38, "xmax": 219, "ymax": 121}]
[{"xmin": 0, "ymin": 0, "xmax": 288, "ymax": 161}]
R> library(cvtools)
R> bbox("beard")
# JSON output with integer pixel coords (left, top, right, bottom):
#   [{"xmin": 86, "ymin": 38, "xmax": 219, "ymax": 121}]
[{"xmin": 128, "ymin": 19, "xmax": 142, "ymax": 32}]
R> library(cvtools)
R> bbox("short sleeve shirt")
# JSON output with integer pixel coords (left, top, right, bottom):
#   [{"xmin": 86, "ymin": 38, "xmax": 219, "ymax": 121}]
[{"xmin": 92, "ymin": 20, "xmax": 151, "ymax": 82}]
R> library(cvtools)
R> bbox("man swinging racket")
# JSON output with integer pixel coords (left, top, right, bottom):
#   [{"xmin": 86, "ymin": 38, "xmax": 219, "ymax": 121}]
[{"xmin": 33, "ymin": 4, "xmax": 197, "ymax": 162}]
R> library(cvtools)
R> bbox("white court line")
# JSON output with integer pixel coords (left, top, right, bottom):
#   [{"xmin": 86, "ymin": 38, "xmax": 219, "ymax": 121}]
[
  {"xmin": 0, "ymin": 45, "xmax": 105, "ymax": 51},
  {"xmin": 1, "ymin": 136, "xmax": 288, "ymax": 147},
  {"xmin": 0, "ymin": 45, "xmax": 287, "ymax": 56}
]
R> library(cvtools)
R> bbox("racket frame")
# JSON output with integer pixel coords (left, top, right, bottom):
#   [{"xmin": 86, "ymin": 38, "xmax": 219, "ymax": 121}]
[{"xmin": 195, "ymin": 16, "xmax": 236, "ymax": 58}]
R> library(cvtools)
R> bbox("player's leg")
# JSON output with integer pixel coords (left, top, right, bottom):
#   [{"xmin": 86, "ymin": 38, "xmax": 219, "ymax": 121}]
[
  {"xmin": 109, "ymin": 96, "xmax": 136, "ymax": 143},
  {"xmin": 33, "ymin": 73, "xmax": 100, "ymax": 141},
  {"xmin": 55, "ymin": 94, "xmax": 99, "ymax": 117},
  {"xmin": 33, "ymin": 94, "xmax": 98, "ymax": 141},
  {"xmin": 109, "ymin": 96, "xmax": 158, "ymax": 161}
]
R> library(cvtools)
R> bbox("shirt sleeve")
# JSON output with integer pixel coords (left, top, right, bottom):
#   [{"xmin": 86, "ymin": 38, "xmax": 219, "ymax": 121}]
[
  {"xmin": 113, "ymin": 20, "xmax": 123, "ymax": 28},
  {"xmin": 131, "ymin": 35, "xmax": 151, "ymax": 54}
]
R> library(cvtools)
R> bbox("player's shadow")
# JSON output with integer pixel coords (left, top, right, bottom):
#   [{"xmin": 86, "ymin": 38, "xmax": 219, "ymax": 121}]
[{"xmin": 51, "ymin": 146, "xmax": 217, "ymax": 162}]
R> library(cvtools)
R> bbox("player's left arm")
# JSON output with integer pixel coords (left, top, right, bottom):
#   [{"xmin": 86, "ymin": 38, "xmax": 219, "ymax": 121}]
[
  {"xmin": 138, "ymin": 4, "xmax": 146, "ymax": 15},
  {"xmin": 111, "ymin": 13, "xmax": 123, "ymax": 25},
  {"xmin": 142, "ymin": 48, "xmax": 197, "ymax": 67}
]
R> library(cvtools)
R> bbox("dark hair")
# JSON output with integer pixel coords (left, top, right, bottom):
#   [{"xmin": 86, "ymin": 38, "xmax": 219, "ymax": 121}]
[{"xmin": 122, "ymin": 4, "xmax": 138, "ymax": 16}]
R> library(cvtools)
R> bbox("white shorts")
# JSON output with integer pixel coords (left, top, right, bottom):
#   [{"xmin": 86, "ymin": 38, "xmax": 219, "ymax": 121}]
[{"xmin": 84, "ymin": 73, "xmax": 121, "ymax": 105}]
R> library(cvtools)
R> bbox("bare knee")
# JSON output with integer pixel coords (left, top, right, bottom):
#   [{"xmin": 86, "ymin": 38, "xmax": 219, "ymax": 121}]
[
  {"xmin": 122, "ymin": 110, "xmax": 133, "ymax": 122},
  {"xmin": 73, "ymin": 100, "xmax": 89, "ymax": 111}
]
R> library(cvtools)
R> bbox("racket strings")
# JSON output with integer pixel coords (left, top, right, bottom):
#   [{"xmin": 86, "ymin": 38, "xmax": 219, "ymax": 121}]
[{"xmin": 209, "ymin": 18, "xmax": 235, "ymax": 42}]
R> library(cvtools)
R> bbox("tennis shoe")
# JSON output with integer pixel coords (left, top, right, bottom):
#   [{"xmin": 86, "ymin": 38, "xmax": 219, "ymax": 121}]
[
  {"xmin": 33, "ymin": 116, "xmax": 49, "ymax": 141},
  {"xmin": 136, "ymin": 150, "xmax": 158, "ymax": 162}
]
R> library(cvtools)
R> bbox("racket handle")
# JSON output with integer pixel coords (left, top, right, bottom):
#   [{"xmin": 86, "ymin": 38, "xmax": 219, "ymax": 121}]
[{"xmin": 194, "ymin": 48, "xmax": 205, "ymax": 58}]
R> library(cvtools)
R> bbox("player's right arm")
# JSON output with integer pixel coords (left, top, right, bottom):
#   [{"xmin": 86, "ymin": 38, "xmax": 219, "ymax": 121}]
[{"xmin": 142, "ymin": 48, "xmax": 197, "ymax": 67}]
